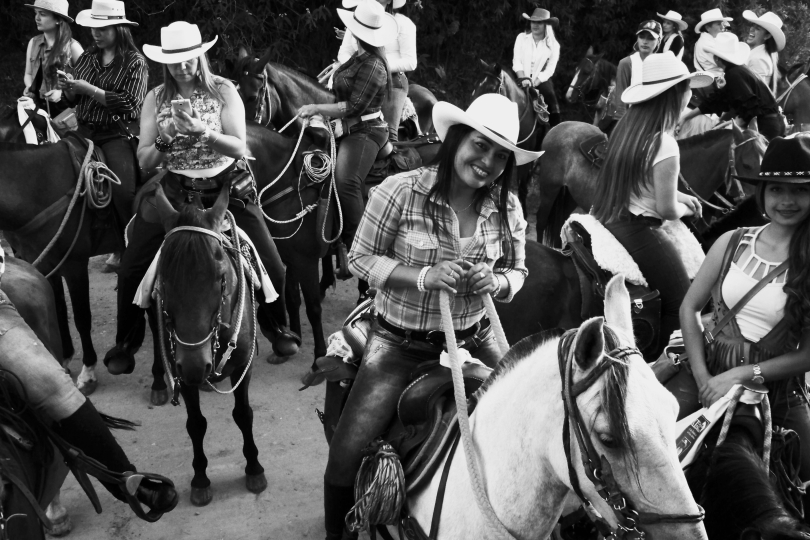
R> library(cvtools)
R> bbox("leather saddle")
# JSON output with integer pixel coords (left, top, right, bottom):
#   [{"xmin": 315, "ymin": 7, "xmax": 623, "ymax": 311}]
[
  {"xmin": 363, "ymin": 134, "xmax": 441, "ymax": 197},
  {"xmin": 579, "ymin": 133, "xmax": 608, "ymax": 169}
]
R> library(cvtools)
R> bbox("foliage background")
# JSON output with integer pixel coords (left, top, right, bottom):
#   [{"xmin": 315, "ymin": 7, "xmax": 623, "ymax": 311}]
[{"xmin": 1, "ymin": 0, "xmax": 809, "ymax": 111}]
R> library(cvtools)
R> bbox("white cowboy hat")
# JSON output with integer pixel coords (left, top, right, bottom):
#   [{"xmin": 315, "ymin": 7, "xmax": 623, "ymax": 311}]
[
  {"xmin": 742, "ymin": 10, "xmax": 785, "ymax": 52},
  {"xmin": 622, "ymin": 52, "xmax": 714, "ymax": 104},
  {"xmin": 25, "ymin": 0, "xmax": 73, "ymax": 23},
  {"xmin": 343, "ymin": 0, "xmax": 406, "ymax": 10},
  {"xmin": 76, "ymin": 0, "xmax": 137, "ymax": 27},
  {"xmin": 656, "ymin": 10, "xmax": 687, "ymax": 32},
  {"xmin": 522, "ymin": 7, "xmax": 559, "ymax": 26},
  {"xmin": 337, "ymin": 3, "xmax": 397, "ymax": 47},
  {"xmin": 694, "ymin": 8, "xmax": 732, "ymax": 34},
  {"xmin": 705, "ymin": 32, "xmax": 751, "ymax": 66},
  {"xmin": 432, "ymin": 94, "xmax": 544, "ymax": 166},
  {"xmin": 143, "ymin": 22, "xmax": 218, "ymax": 64}
]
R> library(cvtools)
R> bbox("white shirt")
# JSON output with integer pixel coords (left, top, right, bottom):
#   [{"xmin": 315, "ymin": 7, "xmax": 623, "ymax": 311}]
[
  {"xmin": 337, "ymin": 13, "xmax": 417, "ymax": 73},
  {"xmin": 694, "ymin": 33, "xmax": 724, "ymax": 75},
  {"xmin": 748, "ymin": 44, "xmax": 778, "ymax": 94},
  {"xmin": 629, "ymin": 52, "xmax": 644, "ymax": 86},
  {"xmin": 661, "ymin": 33, "xmax": 684, "ymax": 61},
  {"xmin": 512, "ymin": 30, "xmax": 560, "ymax": 84},
  {"xmin": 628, "ymin": 132, "xmax": 680, "ymax": 219}
]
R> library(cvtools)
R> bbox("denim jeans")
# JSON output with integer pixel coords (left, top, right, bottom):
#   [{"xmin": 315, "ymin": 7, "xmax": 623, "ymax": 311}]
[
  {"xmin": 0, "ymin": 291, "xmax": 85, "ymax": 420},
  {"xmin": 772, "ymin": 380, "xmax": 810, "ymax": 481},
  {"xmin": 324, "ymin": 320, "xmax": 501, "ymax": 486},
  {"xmin": 382, "ymin": 73, "xmax": 409, "ymax": 142},
  {"xmin": 335, "ymin": 124, "xmax": 389, "ymax": 246},
  {"xmin": 605, "ymin": 216, "xmax": 691, "ymax": 360}
]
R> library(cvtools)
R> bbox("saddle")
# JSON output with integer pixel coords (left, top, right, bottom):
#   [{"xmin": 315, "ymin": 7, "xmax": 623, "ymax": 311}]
[
  {"xmin": 579, "ymin": 133, "xmax": 608, "ymax": 168},
  {"xmin": 363, "ymin": 134, "xmax": 441, "ymax": 197}
]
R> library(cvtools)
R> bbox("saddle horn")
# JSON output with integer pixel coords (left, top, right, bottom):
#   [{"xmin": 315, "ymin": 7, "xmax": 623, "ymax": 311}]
[{"xmin": 154, "ymin": 184, "xmax": 180, "ymax": 232}]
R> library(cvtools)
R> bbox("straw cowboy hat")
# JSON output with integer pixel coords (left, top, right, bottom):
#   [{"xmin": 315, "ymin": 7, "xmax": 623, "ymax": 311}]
[
  {"xmin": 622, "ymin": 52, "xmax": 713, "ymax": 104},
  {"xmin": 337, "ymin": 2, "xmax": 397, "ymax": 47},
  {"xmin": 432, "ymin": 94, "xmax": 544, "ymax": 166},
  {"xmin": 705, "ymin": 32, "xmax": 750, "ymax": 66},
  {"xmin": 734, "ymin": 134, "xmax": 810, "ymax": 183},
  {"xmin": 343, "ymin": 0, "xmax": 406, "ymax": 10},
  {"xmin": 694, "ymin": 8, "xmax": 732, "ymax": 34},
  {"xmin": 522, "ymin": 7, "xmax": 558, "ymax": 26},
  {"xmin": 76, "ymin": 0, "xmax": 137, "ymax": 27},
  {"xmin": 143, "ymin": 22, "xmax": 218, "ymax": 64},
  {"xmin": 656, "ymin": 10, "xmax": 687, "ymax": 32},
  {"xmin": 25, "ymin": 0, "xmax": 73, "ymax": 23},
  {"xmin": 742, "ymin": 10, "xmax": 785, "ymax": 52}
]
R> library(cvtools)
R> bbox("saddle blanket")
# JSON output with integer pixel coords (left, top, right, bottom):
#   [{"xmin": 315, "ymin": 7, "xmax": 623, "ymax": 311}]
[
  {"xmin": 17, "ymin": 97, "xmax": 59, "ymax": 144},
  {"xmin": 133, "ymin": 224, "xmax": 278, "ymax": 309},
  {"xmin": 561, "ymin": 214, "xmax": 705, "ymax": 286}
]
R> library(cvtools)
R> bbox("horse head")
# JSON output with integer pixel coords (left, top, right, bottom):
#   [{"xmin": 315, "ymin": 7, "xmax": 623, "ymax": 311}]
[
  {"xmin": 567, "ymin": 50, "xmax": 614, "ymax": 106},
  {"xmin": 733, "ymin": 122, "xmax": 768, "ymax": 199},
  {"xmin": 232, "ymin": 47, "xmax": 278, "ymax": 126},
  {"xmin": 154, "ymin": 183, "xmax": 240, "ymax": 386},
  {"xmin": 471, "ymin": 59, "xmax": 502, "ymax": 101}
]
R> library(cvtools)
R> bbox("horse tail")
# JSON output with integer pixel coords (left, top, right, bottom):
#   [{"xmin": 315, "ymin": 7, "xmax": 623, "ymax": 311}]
[
  {"xmin": 701, "ymin": 426, "xmax": 809, "ymax": 540},
  {"xmin": 540, "ymin": 186, "xmax": 577, "ymax": 248}
]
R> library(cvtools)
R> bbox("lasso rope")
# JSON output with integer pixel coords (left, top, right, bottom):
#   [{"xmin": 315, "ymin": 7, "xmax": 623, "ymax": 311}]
[
  {"xmin": 715, "ymin": 385, "xmax": 773, "ymax": 474},
  {"xmin": 346, "ymin": 442, "xmax": 407, "ymax": 532},
  {"xmin": 440, "ymin": 290, "xmax": 513, "ymax": 539}
]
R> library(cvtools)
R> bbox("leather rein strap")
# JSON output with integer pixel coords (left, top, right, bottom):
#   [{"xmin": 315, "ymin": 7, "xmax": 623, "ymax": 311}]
[{"xmin": 558, "ymin": 328, "xmax": 705, "ymax": 539}]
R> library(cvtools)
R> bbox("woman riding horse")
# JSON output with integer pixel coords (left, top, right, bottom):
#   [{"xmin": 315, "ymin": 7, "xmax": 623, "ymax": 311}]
[
  {"xmin": 743, "ymin": 10, "xmax": 784, "ymax": 95},
  {"xmin": 103, "ymin": 21, "xmax": 296, "ymax": 376},
  {"xmin": 322, "ymin": 93, "xmax": 541, "ymax": 539},
  {"xmin": 23, "ymin": 0, "xmax": 83, "ymax": 116},
  {"xmin": 601, "ymin": 20, "xmax": 662, "ymax": 135},
  {"xmin": 592, "ymin": 52, "xmax": 712, "ymax": 360},
  {"xmin": 512, "ymin": 7, "xmax": 561, "ymax": 127},
  {"xmin": 338, "ymin": 0, "xmax": 416, "ymax": 143},
  {"xmin": 681, "ymin": 134, "xmax": 810, "ymax": 481},
  {"xmin": 657, "ymin": 10, "xmax": 686, "ymax": 60}
]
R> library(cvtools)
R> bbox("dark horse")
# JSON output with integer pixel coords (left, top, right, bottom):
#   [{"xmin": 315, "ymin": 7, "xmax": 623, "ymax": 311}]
[
  {"xmin": 565, "ymin": 48, "xmax": 616, "ymax": 125},
  {"xmin": 471, "ymin": 59, "xmax": 546, "ymax": 217},
  {"xmin": 151, "ymin": 182, "xmax": 267, "ymax": 507},
  {"xmin": 778, "ymin": 62, "xmax": 810, "ymax": 132},
  {"xmin": 0, "ymin": 105, "xmax": 54, "ymax": 144}
]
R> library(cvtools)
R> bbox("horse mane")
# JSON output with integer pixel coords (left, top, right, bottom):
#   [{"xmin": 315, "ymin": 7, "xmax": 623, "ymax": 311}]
[
  {"xmin": 676, "ymin": 128, "xmax": 730, "ymax": 151},
  {"xmin": 158, "ymin": 206, "xmax": 223, "ymax": 296}
]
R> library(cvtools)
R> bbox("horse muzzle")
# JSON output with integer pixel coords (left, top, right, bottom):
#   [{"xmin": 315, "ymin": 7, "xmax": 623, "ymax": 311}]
[{"xmin": 175, "ymin": 344, "xmax": 213, "ymax": 386}]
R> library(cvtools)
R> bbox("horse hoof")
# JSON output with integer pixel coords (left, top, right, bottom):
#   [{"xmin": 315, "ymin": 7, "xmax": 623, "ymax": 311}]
[
  {"xmin": 45, "ymin": 512, "xmax": 72, "ymax": 537},
  {"xmin": 190, "ymin": 486, "xmax": 213, "ymax": 507},
  {"xmin": 245, "ymin": 473, "xmax": 267, "ymax": 494},
  {"xmin": 77, "ymin": 378, "xmax": 98, "ymax": 396},
  {"xmin": 150, "ymin": 388, "xmax": 169, "ymax": 406},
  {"xmin": 272, "ymin": 335, "xmax": 299, "ymax": 357},
  {"xmin": 266, "ymin": 354, "xmax": 290, "ymax": 365}
]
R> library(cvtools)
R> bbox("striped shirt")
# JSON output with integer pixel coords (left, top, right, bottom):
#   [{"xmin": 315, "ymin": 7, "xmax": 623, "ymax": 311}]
[
  {"xmin": 333, "ymin": 51, "xmax": 387, "ymax": 117},
  {"xmin": 348, "ymin": 167, "xmax": 528, "ymax": 332},
  {"xmin": 72, "ymin": 48, "xmax": 147, "ymax": 126}
]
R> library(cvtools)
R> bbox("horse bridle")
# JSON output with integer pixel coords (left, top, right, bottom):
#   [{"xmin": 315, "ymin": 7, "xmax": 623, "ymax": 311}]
[
  {"xmin": 238, "ymin": 68, "xmax": 273, "ymax": 127},
  {"xmin": 558, "ymin": 327, "xmax": 705, "ymax": 539}
]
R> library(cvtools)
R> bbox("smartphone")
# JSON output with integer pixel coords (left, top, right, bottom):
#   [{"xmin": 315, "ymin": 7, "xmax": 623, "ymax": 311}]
[
  {"xmin": 56, "ymin": 69, "xmax": 68, "ymax": 78},
  {"xmin": 171, "ymin": 98, "xmax": 193, "ymax": 116}
]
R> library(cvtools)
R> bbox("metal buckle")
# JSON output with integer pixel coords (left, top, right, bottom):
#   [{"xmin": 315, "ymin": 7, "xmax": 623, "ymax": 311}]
[{"xmin": 425, "ymin": 330, "xmax": 444, "ymax": 346}]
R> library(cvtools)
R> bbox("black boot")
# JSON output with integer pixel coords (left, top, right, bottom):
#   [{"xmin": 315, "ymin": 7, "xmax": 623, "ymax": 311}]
[
  {"xmin": 324, "ymin": 481, "xmax": 356, "ymax": 540},
  {"xmin": 549, "ymin": 112, "xmax": 561, "ymax": 127},
  {"xmin": 53, "ymin": 400, "xmax": 178, "ymax": 519}
]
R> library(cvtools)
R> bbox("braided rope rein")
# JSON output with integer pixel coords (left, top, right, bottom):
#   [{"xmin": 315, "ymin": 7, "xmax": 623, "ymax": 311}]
[{"xmin": 714, "ymin": 384, "xmax": 773, "ymax": 474}]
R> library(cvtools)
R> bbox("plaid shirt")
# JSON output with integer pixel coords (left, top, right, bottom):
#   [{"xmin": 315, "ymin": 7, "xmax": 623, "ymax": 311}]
[
  {"xmin": 73, "ymin": 48, "xmax": 147, "ymax": 126},
  {"xmin": 333, "ymin": 51, "xmax": 387, "ymax": 117},
  {"xmin": 349, "ymin": 167, "xmax": 528, "ymax": 332}
]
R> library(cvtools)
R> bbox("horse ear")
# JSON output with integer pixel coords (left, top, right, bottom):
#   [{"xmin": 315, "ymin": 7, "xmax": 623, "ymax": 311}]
[
  {"xmin": 238, "ymin": 46, "xmax": 249, "ymax": 60},
  {"xmin": 603, "ymin": 275, "xmax": 634, "ymax": 342},
  {"xmin": 154, "ymin": 184, "xmax": 180, "ymax": 232},
  {"xmin": 479, "ymin": 58, "xmax": 489, "ymax": 69},
  {"xmin": 208, "ymin": 181, "xmax": 230, "ymax": 230},
  {"xmin": 586, "ymin": 45, "xmax": 594, "ymax": 56},
  {"xmin": 573, "ymin": 317, "xmax": 605, "ymax": 371},
  {"xmin": 731, "ymin": 120, "xmax": 745, "ymax": 141},
  {"xmin": 254, "ymin": 48, "xmax": 273, "ymax": 74}
]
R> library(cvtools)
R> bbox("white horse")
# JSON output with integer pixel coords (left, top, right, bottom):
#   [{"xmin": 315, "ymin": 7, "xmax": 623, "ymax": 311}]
[{"xmin": 405, "ymin": 276, "xmax": 707, "ymax": 539}]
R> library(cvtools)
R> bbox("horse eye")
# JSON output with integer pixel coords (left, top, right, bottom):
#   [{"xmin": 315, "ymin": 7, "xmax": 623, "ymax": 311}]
[{"xmin": 598, "ymin": 433, "xmax": 616, "ymax": 448}]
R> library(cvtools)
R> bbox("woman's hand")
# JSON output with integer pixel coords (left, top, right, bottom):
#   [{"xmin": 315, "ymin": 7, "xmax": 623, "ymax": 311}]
[
  {"xmin": 698, "ymin": 367, "xmax": 744, "ymax": 407},
  {"xmin": 679, "ymin": 194, "xmax": 703, "ymax": 219},
  {"xmin": 44, "ymin": 89, "xmax": 62, "ymax": 103},
  {"xmin": 334, "ymin": 27, "xmax": 346, "ymax": 40},
  {"xmin": 23, "ymin": 86, "xmax": 35, "ymax": 98},
  {"xmin": 520, "ymin": 78, "xmax": 531, "ymax": 88},
  {"xmin": 172, "ymin": 107, "xmax": 205, "ymax": 137},
  {"xmin": 463, "ymin": 261, "xmax": 500, "ymax": 295},
  {"xmin": 297, "ymin": 104, "xmax": 320, "ymax": 119},
  {"xmin": 63, "ymin": 77, "xmax": 95, "ymax": 96},
  {"xmin": 156, "ymin": 108, "xmax": 178, "ymax": 141},
  {"xmin": 424, "ymin": 260, "xmax": 465, "ymax": 294}
]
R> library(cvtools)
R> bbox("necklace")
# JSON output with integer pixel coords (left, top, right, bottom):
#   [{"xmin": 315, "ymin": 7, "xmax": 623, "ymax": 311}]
[{"xmin": 450, "ymin": 199, "xmax": 475, "ymax": 214}]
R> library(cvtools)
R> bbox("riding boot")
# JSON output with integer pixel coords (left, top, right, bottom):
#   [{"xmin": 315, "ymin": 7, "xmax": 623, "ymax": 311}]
[
  {"xmin": 549, "ymin": 112, "xmax": 561, "ymax": 127},
  {"xmin": 324, "ymin": 481, "xmax": 356, "ymax": 539},
  {"xmin": 52, "ymin": 399, "xmax": 179, "ymax": 517}
]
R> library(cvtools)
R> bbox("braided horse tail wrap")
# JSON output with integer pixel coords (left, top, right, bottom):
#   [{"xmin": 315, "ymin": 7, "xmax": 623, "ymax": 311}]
[{"xmin": 346, "ymin": 291, "xmax": 512, "ymax": 536}]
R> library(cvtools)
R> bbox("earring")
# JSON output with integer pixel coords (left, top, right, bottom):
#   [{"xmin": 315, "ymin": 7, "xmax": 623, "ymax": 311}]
[{"xmin": 762, "ymin": 213, "xmax": 770, "ymax": 220}]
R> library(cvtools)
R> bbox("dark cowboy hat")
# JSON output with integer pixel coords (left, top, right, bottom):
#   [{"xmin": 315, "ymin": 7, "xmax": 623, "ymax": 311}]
[
  {"xmin": 522, "ymin": 7, "xmax": 558, "ymax": 26},
  {"xmin": 735, "ymin": 134, "xmax": 810, "ymax": 184}
]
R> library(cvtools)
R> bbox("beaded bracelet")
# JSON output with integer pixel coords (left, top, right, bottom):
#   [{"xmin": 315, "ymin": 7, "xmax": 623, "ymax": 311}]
[
  {"xmin": 417, "ymin": 266, "xmax": 430, "ymax": 293},
  {"xmin": 154, "ymin": 135, "xmax": 174, "ymax": 153}
]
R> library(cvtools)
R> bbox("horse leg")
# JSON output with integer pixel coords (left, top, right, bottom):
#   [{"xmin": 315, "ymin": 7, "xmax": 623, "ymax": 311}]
[
  {"xmin": 231, "ymin": 367, "xmax": 266, "ymax": 494},
  {"xmin": 298, "ymin": 258, "xmax": 326, "ymax": 359},
  {"xmin": 62, "ymin": 260, "xmax": 98, "ymax": 396},
  {"xmin": 148, "ymin": 308, "xmax": 168, "ymax": 406},
  {"xmin": 47, "ymin": 276, "xmax": 75, "ymax": 366},
  {"xmin": 180, "ymin": 382, "xmax": 212, "ymax": 506},
  {"xmin": 45, "ymin": 490, "xmax": 71, "ymax": 536},
  {"xmin": 320, "ymin": 254, "xmax": 335, "ymax": 300},
  {"xmin": 285, "ymin": 271, "xmax": 303, "ymax": 343}
]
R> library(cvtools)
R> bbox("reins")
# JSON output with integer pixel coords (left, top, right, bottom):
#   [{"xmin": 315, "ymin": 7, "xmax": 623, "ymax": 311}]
[{"xmin": 775, "ymin": 73, "xmax": 807, "ymax": 108}]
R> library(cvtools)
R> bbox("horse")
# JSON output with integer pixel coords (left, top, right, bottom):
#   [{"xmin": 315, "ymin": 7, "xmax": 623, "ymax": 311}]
[
  {"xmin": 778, "ymin": 62, "xmax": 810, "ymax": 132},
  {"xmin": 536, "ymin": 121, "xmax": 768, "ymax": 246},
  {"xmin": 0, "ymin": 104, "xmax": 53, "ymax": 144},
  {"xmin": 565, "ymin": 49, "xmax": 617, "ymax": 126},
  {"xmin": 150, "ymin": 182, "xmax": 267, "ymax": 507},
  {"xmin": 471, "ymin": 59, "xmax": 546, "ymax": 217},
  {"xmin": 401, "ymin": 276, "xmax": 707, "ymax": 539}
]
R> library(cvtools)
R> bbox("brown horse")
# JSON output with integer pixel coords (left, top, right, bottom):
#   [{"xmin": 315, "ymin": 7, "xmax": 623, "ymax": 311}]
[
  {"xmin": 536, "ymin": 121, "xmax": 768, "ymax": 246},
  {"xmin": 565, "ymin": 49, "xmax": 616, "ymax": 125},
  {"xmin": 777, "ymin": 62, "xmax": 810, "ymax": 131}
]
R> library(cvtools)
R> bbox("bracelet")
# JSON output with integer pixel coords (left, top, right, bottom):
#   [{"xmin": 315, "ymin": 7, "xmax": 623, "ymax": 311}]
[
  {"xmin": 490, "ymin": 275, "xmax": 502, "ymax": 298},
  {"xmin": 94, "ymin": 87, "xmax": 103, "ymax": 100},
  {"xmin": 154, "ymin": 135, "xmax": 174, "ymax": 153},
  {"xmin": 417, "ymin": 266, "xmax": 430, "ymax": 293}
]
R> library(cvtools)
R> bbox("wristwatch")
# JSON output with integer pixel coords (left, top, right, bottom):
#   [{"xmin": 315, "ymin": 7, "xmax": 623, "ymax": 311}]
[
  {"xmin": 751, "ymin": 363, "xmax": 765, "ymax": 384},
  {"xmin": 199, "ymin": 128, "xmax": 212, "ymax": 144}
]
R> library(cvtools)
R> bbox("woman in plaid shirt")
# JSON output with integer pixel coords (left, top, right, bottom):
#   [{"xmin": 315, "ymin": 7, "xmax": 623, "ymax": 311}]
[{"xmin": 320, "ymin": 94, "xmax": 542, "ymax": 540}]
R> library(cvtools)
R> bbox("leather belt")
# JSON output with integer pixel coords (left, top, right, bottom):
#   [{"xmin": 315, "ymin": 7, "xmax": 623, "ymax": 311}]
[{"xmin": 376, "ymin": 315, "xmax": 490, "ymax": 347}]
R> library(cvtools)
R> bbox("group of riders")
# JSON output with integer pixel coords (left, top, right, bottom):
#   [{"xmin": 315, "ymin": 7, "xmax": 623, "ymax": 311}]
[{"xmin": 6, "ymin": 0, "xmax": 810, "ymax": 537}]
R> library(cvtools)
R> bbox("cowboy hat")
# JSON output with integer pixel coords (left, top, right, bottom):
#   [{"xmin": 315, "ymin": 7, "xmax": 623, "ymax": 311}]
[
  {"xmin": 522, "ymin": 7, "xmax": 558, "ymax": 26},
  {"xmin": 742, "ymin": 10, "xmax": 785, "ymax": 52},
  {"xmin": 337, "ymin": 3, "xmax": 397, "ymax": 48},
  {"xmin": 343, "ymin": 0, "xmax": 406, "ymax": 9},
  {"xmin": 76, "ymin": 0, "xmax": 137, "ymax": 27},
  {"xmin": 734, "ymin": 133, "xmax": 810, "ymax": 183},
  {"xmin": 25, "ymin": 0, "xmax": 73, "ymax": 23},
  {"xmin": 694, "ymin": 8, "xmax": 732, "ymax": 34},
  {"xmin": 705, "ymin": 32, "xmax": 750, "ymax": 66},
  {"xmin": 622, "ymin": 52, "xmax": 713, "ymax": 104},
  {"xmin": 636, "ymin": 20, "xmax": 662, "ymax": 40},
  {"xmin": 656, "ymin": 10, "xmax": 687, "ymax": 32},
  {"xmin": 432, "ymin": 94, "xmax": 544, "ymax": 166},
  {"xmin": 143, "ymin": 22, "xmax": 217, "ymax": 64}
]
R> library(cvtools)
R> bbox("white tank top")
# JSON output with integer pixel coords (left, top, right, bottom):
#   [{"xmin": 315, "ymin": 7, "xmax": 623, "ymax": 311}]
[{"xmin": 721, "ymin": 226, "xmax": 788, "ymax": 341}]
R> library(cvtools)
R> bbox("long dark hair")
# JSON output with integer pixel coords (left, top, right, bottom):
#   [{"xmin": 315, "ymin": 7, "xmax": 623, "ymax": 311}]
[
  {"xmin": 43, "ymin": 14, "xmax": 73, "ymax": 76},
  {"xmin": 90, "ymin": 24, "xmax": 140, "ymax": 59},
  {"xmin": 423, "ymin": 124, "xmax": 518, "ymax": 271},
  {"xmin": 355, "ymin": 37, "xmax": 392, "ymax": 98},
  {"xmin": 156, "ymin": 54, "xmax": 225, "ymax": 108},
  {"xmin": 591, "ymin": 79, "xmax": 689, "ymax": 223}
]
